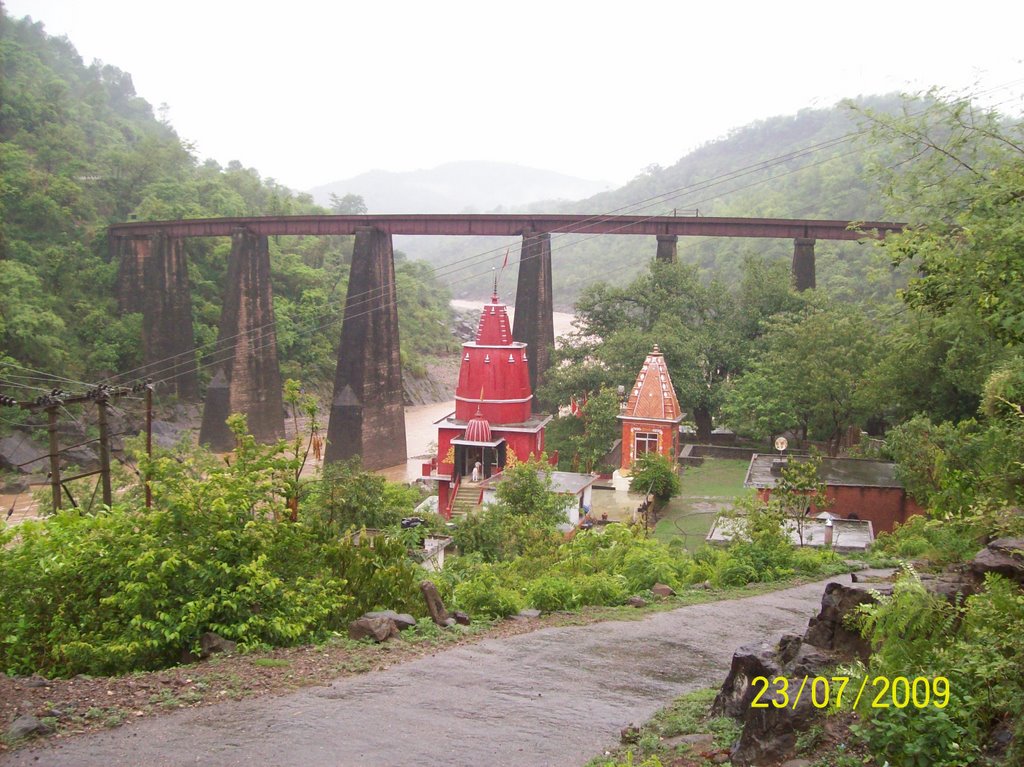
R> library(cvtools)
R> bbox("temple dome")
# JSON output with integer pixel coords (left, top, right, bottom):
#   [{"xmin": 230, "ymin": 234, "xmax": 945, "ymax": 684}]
[
  {"xmin": 454, "ymin": 290, "xmax": 532, "ymax": 423},
  {"xmin": 464, "ymin": 410, "xmax": 492, "ymax": 443}
]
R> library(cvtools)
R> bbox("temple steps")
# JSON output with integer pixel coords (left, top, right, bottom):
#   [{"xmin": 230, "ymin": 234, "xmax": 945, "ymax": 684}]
[{"xmin": 449, "ymin": 482, "xmax": 482, "ymax": 517}]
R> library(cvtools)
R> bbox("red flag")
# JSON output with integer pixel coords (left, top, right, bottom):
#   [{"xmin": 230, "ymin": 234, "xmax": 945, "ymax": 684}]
[
  {"xmin": 501, "ymin": 247, "xmax": 510, "ymax": 270},
  {"xmin": 569, "ymin": 396, "xmax": 579, "ymax": 417}
]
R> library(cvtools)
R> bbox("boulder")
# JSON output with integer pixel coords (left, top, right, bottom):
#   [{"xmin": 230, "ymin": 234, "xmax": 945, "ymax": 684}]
[
  {"xmin": 802, "ymin": 582, "xmax": 880, "ymax": 661},
  {"xmin": 518, "ymin": 608, "xmax": 542, "ymax": 619},
  {"xmin": 199, "ymin": 631, "xmax": 237, "ymax": 659},
  {"xmin": 714, "ymin": 634, "xmax": 836, "ymax": 766},
  {"xmin": 713, "ymin": 639, "xmax": 782, "ymax": 719},
  {"xmin": 6, "ymin": 714, "xmax": 53, "ymax": 740},
  {"xmin": 0, "ymin": 436, "xmax": 45, "ymax": 474},
  {"xmin": 970, "ymin": 537, "xmax": 1024, "ymax": 584},
  {"xmin": 150, "ymin": 419, "xmax": 185, "ymax": 448},
  {"xmin": 364, "ymin": 610, "xmax": 417, "ymax": 631},
  {"xmin": 919, "ymin": 568, "xmax": 979, "ymax": 601},
  {"xmin": 420, "ymin": 580, "xmax": 450, "ymax": 626},
  {"xmin": 63, "ymin": 445, "xmax": 98, "ymax": 469},
  {"xmin": 651, "ymin": 583, "xmax": 676, "ymax": 597},
  {"xmin": 348, "ymin": 616, "xmax": 399, "ymax": 642},
  {"xmin": 626, "ymin": 596, "xmax": 648, "ymax": 608}
]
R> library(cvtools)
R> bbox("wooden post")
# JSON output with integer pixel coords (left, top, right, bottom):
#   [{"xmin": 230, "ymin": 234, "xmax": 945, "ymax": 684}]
[
  {"xmin": 47, "ymin": 406, "xmax": 61, "ymax": 513},
  {"xmin": 96, "ymin": 394, "xmax": 113, "ymax": 507},
  {"xmin": 145, "ymin": 384, "xmax": 153, "ymax": 508}
]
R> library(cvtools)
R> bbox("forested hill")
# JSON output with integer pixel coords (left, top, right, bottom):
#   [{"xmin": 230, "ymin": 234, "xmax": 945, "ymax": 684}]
[
  {"xmin": 0, "ymin": 10, "xmax": 452, "ymax": 396},
  {"xmin": 407, "ymin": 95, "xmax": 907, "ymax": 307}
]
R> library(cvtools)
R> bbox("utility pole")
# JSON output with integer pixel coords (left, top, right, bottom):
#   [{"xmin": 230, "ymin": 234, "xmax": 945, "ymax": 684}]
[
  {"xmin": 47, "ymin": 405, "xmax": 61, "ymax": 513},
  {"xmin": 145, "ymin": 383, "xmax": 153, "ymax": 508},
  {"xmin": 0, "ymin": 381, "xmax": 152, "ymax": 514},
  {"xmin": 96, "ymin": 390, "xmax": 113, "ymax": 507}
]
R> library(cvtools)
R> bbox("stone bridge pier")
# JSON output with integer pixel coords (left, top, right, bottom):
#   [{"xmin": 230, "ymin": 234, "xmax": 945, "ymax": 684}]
[
  {"xmin": 793, "ymin": 237, "xmax": 816, "ymax": 291},
  {"xmin": 325, "ymin": 226, "xmax": 407, "ymax": 470},
  {"xmin": 513, "ymin": 230, "xmax": 555, "ymax": 410},
  {"xmin": 198, "ymin": 229, "xmax": 285, "ymax": 450},
  {"xmin": 656, "ymin": 234, "xmax": 678, "ymax": 263},
  {"xmin": 113, "ymin": 232, "xmax": 199, "ymax": 400}
]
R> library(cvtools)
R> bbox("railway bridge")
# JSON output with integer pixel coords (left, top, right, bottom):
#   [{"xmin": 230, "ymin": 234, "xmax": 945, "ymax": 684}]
[{"xmin": 108, "ymin": 214, "xmax": 902, "ymax": 469}]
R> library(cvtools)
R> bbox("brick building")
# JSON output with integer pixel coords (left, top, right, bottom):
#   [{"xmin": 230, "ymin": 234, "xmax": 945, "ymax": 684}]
[
  {"xmin": 618, "ymin": 345, "xmax": 683, "ymax": 472},
  {"xmin": 744, "ymin": 454, "xmax": 925, "ymax": 535}
]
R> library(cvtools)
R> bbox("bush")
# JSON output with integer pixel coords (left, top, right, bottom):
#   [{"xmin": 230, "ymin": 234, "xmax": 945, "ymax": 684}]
[
  {"xmin": 452, "ymin": 569, "xmax": 523, "ymax": 619},
  {"xmin": 0, "ymin": 504, "xmax": 349, "ymax": 676},
  {"xmin": 526, "ymin": 575, "xmax": 578, "ymax": 612},
  {"xmin": 576, "ymin": 573, "xmax": 628, "ymax": 606},
  {"xmin": 0, "ymin": 429, "xmax": 429, "ymax": 677},
  {"xmin": 851, "ymin": 569, "xmax": 1024, "ymax": 766},
  {"xmin": 872, "ymin": 515, "xmax": 982, "ymax": 567},
  {"xmin": 712, "ymin": 556, "xmax": 758, "ymax": 588}
]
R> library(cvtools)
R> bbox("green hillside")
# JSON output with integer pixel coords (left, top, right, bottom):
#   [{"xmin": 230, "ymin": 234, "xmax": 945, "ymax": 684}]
[
  {"xmin": 0, "ymin": 10, "xmax": 452, "ymax": 395},
  {"xmin": 405, "ymin": 95, "xmax": 911, "ymax": 307}
]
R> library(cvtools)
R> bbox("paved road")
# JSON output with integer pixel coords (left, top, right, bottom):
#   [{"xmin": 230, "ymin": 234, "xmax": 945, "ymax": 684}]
[{"xmin": 6, "ymin": 578, "xmax": 839, "ymax": 767}]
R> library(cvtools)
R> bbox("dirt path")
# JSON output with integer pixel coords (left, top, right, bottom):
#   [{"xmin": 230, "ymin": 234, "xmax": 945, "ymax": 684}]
[{"xmin": 5, "ymin": 578, "xmax": 839, "ymax": 767}]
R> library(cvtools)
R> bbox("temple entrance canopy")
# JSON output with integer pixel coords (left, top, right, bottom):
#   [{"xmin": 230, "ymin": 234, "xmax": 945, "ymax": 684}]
[{"xmin": 450, "ymin": 438, "xmax": 507, "ymax": 480}]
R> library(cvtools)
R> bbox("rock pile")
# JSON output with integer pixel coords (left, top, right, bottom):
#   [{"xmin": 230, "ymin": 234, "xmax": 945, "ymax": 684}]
[{"xmin": 714, "ymin": 539, "xmax": 1024, "ymax": 765}]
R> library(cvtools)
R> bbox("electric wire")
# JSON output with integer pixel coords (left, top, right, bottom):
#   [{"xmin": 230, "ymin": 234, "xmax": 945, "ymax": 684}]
[
  {"xmin": 124, "ymin": 130, "xmax": 898, "ymax": 392},
  {"xmin": 109, "ymin": 134, "xmax": 879, "ymax": 390},
  {"xmin": 101, "ymin": 112, "xmax": 892, "ymax": 387},
  {"xmin": 30, "ymin": 82, "xmax": 1024, "ymax": 395}
]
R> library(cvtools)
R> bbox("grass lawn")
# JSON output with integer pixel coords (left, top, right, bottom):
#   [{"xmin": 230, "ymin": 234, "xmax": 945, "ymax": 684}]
[{"xmin": 653, "ymin": 459, "xmax": 752, "ymax": 550}]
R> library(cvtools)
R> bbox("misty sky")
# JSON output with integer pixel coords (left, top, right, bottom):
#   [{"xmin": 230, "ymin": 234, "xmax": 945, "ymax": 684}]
[{"xmin": 7, "ymin": 0, "xmax": 1024, "ymax": 191}]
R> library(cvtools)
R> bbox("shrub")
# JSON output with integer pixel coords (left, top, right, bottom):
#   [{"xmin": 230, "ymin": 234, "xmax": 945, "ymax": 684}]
[
  {"xmin": 576, "ymin": 573, "xmax": 628, "ymax": 606},
  {"xmin": 0, "ymin": 427, "xmax": 427, "ymax": 678},
  {"xmin": 0, "ymin": 503, "xmax": 350, "ymax": 677},
  {"xmin": 620, "ymin": 544, "xmax": 684, "ymax": 592},
  {"xmin": 526, "ymin": 575, "xmax": 578, "ymax": 612},
  {"xmin": 452, "ymin": 569, "xmax": 523, "ymax": 618},
  {"xmin": 711, "ymin": 556, "xmax": 758, "ymax": 588}
]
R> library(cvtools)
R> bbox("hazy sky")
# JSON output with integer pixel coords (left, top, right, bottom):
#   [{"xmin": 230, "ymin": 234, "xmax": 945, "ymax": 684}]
[{"xmin": 7, "ymin": 0, "xmax": 1024, "ymax": 191}]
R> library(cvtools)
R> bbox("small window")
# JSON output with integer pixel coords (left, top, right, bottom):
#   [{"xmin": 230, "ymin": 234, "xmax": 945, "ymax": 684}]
[{"xmin": 634, "ymin": 431, "xmax": 659, "ymax": 457}]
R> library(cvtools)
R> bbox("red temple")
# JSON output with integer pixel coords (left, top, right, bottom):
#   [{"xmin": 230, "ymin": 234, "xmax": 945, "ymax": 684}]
[
  {"xmin": 424, "ymin": 290, "xmax": 552, "ymax": 517},
  {"xmin": 619, "ymin": 345, "xmax": 683, "ymax": 471}
]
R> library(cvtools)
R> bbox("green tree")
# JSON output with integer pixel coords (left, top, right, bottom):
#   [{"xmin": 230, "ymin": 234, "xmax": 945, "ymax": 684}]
[
  {"xmin": 856, "ymin": 92, "xmax": 1024, "ymax": 345},
  {"xmin": 544, "ymin": 387, "xmax": 621, "ymax": 472},
  {"xmin": 546, "ymin": 258, "xmax": 801, "ymax": 442},
  {"xmin": 629, "ymin": 452, "xmax": 681, "ymax": 529},
  {"xmin": 722, "ymin": 301, "xmax": 883, "ymax": 455},
  {"xmin": 774, "ymin": 455, "xmax": 831, "ymax": 547},
  {"xmin": 494, "ymin": 456, "xmax": 568, "ymax": 527},
  {"xmin": 304, "ymin": 459, "xmax": 420, "ymax": 536}
]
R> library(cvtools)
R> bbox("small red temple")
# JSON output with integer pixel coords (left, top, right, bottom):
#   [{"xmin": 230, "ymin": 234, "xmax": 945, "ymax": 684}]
[
  {"xmin": 425, "ymin": 290, "xmax": 552, "ymax": 517},
  {"xmin": 618, "ymin": 345, "xmax": 683, "ymax": 471}
]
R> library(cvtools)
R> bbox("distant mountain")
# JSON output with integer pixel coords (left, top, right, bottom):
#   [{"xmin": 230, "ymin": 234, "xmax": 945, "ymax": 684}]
[{"xmin": 308, "ymin": 161, "xmax": 611, "ymax": 213}]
